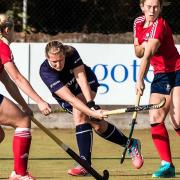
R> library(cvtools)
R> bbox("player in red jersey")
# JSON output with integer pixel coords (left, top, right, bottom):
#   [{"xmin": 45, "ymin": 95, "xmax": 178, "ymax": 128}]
[
  {"xmin": 134, "ymin": 0, "xmax": 180, "ymax": 178},
  {"xmin": 0, "ymin": 14, "xmax": 51, "ymax": 179}
]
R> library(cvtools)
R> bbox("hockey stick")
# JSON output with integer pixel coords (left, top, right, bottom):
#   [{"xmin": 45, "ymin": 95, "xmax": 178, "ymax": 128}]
[
  {"xmin": 52, "ymin": 97, "xmax": 165, "ymax": 115},
  {"xmin": 31, "ymin": 117, "xmax": 109, "ymax": 180},
  {"xmin": 120, "ymin": 94, "xmax": 141, "ymax": 164},
  {"xmin": 103, "ymin": 97, "xmax": 166, "ymax": 116}
]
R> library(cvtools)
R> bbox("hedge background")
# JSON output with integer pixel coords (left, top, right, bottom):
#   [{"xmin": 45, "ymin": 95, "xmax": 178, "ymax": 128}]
[{"xmin": 0, "ymin": 0, "xmax": 180, "ymax": 43}]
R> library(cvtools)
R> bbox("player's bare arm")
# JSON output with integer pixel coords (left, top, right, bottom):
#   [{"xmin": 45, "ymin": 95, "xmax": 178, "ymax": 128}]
[
  {"xmin": 136, "ymin": 39, "xmax": 161, "ymax": 95},
  {"xmin": 0, "ymin": 69, "xmax": 33, "ymax": 115},
  {"xmin": 54, "ymin": 85, "xmax": 104, "ymax": 119},
  {"xmin": 4, "ymin": 61, "xmax": 51, "ymax": 115},
  {"xmin": 73, "ymin": 65, "xmax": 93, "ymax": 102},
  {"xmin": 134, "ymin": 37, "xmax": 146, "ymax": 58}
]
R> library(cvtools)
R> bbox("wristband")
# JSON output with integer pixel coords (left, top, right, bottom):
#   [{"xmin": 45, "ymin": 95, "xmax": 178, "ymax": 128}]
[{"xmin": 86, "ymin": 100, "xmax": 101, "ymax": 110}]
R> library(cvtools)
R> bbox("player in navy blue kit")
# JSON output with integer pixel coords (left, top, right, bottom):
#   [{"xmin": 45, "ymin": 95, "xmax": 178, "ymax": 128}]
[{"xmin": 40, "ymin": 41, "xmax": 144, "ymax": 176}]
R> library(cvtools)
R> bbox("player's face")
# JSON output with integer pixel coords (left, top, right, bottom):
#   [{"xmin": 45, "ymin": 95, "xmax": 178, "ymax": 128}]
[
  {"xmin": 47, "ymin": 53, "xmax": 65, "ymax": 71},
  {"xmin": 141, "ymin": 0, "xmax": 161, "ymax": 22}
]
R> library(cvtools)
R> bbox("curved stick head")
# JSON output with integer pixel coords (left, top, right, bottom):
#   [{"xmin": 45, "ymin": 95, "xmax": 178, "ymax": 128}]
[
  {"xmin": 120, "ymin": 156, "xmax": 125, "ymax": 164},
  {"xmin": 159, "ymin": 97, "xmax": 166, "ymax": 108},
  {"xmin": 102, "ymin": 170, "xmax": 109, "ymax": 180}
]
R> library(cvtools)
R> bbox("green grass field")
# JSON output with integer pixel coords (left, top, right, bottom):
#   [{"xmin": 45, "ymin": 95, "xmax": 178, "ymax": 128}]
[{"xmin": 0, "ymin": 128, "xmax": 179, "ymax": 180}]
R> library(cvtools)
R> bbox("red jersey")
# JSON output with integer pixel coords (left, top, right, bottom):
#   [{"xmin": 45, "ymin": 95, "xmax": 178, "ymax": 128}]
[
  {"xmin": 134, "ymin": 16, "xmax": 180, "ymax": 74},
  {"xmin": 0, "ymin": 40, "xmax": 13, "ymax": 73}
]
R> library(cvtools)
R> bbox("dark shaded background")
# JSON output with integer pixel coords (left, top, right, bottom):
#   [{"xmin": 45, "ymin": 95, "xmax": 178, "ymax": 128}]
[{"xmin": 0, "ymin": 0, "xmax": 180, "ymax": 42}]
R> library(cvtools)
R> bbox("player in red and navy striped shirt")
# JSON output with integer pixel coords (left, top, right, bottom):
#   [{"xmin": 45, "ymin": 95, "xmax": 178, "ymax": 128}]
[{"xmin": 134, "ymin": 0, "xmax": 180, "ymax": 178}]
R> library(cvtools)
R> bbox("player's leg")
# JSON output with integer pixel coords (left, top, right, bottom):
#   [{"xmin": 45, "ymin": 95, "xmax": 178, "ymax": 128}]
[
  {"xmin": 67, "ymin": 106, "xmax": 92, "ymax": 176},
  {"xmin": 74, "ymin": 110, "xmax": 93, "ymax": 165},
  {"xmin": 81, "ymin": 90, "xmax": 143, "ymax": 168},
  {"xmin": 87, "ymin": 75, "xmax": 143, "ymax": 168},
  {"xmin": 75, "ymin": 92, "xmax": 133, "ymax": 164},
  {"xmin": 0, "ymin": 90, "xmax": 5, "ymax": 143},
  {"xmin": 150, "ymin": 72, "xmax": 176, "ymax": 178},
  {"xmin": 169, "ymin": 83, "xmax": 180, "ymax": 136},
  {"xmin": 0, "ymin": 95, "xmax": 35, "ymax": 180},
  {"xmin": 90, "ymin": 117, "xmax": 143, "ymax": 168},
  {"xmin": 56, "ymin": 97, "xmax": 92, "ymax": 176},
  {"xmin": 149, "ymin": 93, "xmax": 175, "ymax": 178}
]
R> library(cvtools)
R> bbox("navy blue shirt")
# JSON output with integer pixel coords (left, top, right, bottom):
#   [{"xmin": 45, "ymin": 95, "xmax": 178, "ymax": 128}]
[{"xmin": 40, "ymin": 46, "xmax": 99, "ymax": 101}]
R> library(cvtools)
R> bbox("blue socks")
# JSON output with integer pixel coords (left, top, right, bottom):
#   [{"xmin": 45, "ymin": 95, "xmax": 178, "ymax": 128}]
[
  {"xmin": 97, "ymin": 123, "xmax": 128, "ymax": 147},
  {"xmin": 76, "ymin": 122, "xmax": 129, "ymax": 165},
  {"xmin": 76, "ymin": 123, "xmax": 93, "ymax": 165}
]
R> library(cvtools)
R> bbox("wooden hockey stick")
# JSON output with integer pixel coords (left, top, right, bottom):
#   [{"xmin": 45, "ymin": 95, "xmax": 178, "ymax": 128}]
[
  {"xmin": 31, "ymin": 117, "xmax": 109, "ymax": 180},
  {"xmin": 103, "ymin": 97, "xmax": 166, "ymax": 116},
  {"xmin": 120, "ymin": 94, "xmax": 141, "ymax": 164}
]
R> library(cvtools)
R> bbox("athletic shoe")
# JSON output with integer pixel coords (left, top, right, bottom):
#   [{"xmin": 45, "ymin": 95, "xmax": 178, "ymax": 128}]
[
  {"xmin": 68, "ymin": 165, "xmax": 89, "ymax": 176},
  {"xmin": 152, "ymin": 160, "xmax": 175, "ymax": 178},
  {"xmin": 127, "ymin": 139, "xmax": 144, "ymax": 169},
  {"xmin": 9, "ymin": 171, "xmax": 36, "ymax": 180}
]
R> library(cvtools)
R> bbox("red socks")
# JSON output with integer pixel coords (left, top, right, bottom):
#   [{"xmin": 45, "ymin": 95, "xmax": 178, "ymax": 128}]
[
  {"xmin": 151, "ymin": 122, "xmax": 172, "ymax": 164},
  {"xmin": 13, "ymin": 128, "xmax": 31, "ymax": 176}
]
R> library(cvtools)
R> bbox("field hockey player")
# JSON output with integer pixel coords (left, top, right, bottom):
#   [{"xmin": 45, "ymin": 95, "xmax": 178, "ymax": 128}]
[
  {"xmin": 0, "ymin": 13, "xmax": 51, "ymax": 180},
  {"xmin": 39, "ymin": 40, "xmax": 144, "ymax": 176},
  {"xmin": 134, "ymin": 0, "xmax": 180, "ymax": 178}
]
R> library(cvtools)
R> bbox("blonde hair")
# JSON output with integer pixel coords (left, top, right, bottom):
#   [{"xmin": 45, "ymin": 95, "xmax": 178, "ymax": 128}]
[
  {"xmin": 45, "ymin": 41, "xmax": 74, "ymax": 58},
  {"xmin": 0, "ymin": 14, "xmax": 14, "ymax": 38},
  {"xmin": 140, "ymin": 0, "xmax": 164, "ymax": 7}
]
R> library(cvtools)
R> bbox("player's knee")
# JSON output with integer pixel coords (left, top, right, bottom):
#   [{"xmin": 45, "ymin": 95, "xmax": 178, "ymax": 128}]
[
  {"xmin": 149, "ymin": 110, "xmax": 166, "ymax": 124},
  {"xmin": 93, "ymin": 123, "xmax": 105, "ymax": 133},
  {"xmin": 149, "ymin": 116, "xmax": 164, "ymax": 124},
  {"xmin": 21, "ymin": 115, "xmax": 31, "ymax": 127},
  {"xmin": 93, "ymin": 125, "xmax": 101, "ymax": 132},
  {"xmin": 14, "ymin": 115, "xmax": 31, "ymax": 128},
  {"xmin": 91, "ymin": 120, "xmax": 107, "ymax": 133}
]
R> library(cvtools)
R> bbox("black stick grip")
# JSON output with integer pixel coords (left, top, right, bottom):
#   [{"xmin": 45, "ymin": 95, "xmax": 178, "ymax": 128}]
[{"xmin": 120, "ymin": 118, "xmax": 136, "ymax": 164}]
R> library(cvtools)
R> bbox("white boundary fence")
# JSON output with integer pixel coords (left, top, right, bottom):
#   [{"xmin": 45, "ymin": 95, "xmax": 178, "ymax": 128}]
[{"xmin": 1, "ymin": 43, "xmax": 179, "ymax": 105}]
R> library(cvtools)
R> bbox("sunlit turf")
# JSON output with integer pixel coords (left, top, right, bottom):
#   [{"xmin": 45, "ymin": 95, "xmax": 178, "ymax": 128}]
[{"xmin": 0, "ymin": 129, "xmax": 179, "ymax": 180}]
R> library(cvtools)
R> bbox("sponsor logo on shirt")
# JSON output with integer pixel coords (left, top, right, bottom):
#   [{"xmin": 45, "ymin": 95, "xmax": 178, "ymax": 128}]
[
  {"xmin": 166, "ymin": 84, "xmax": 171, "ymax": 93},
  {"xmin": 50, "ymin": 80, "xmax": 60, "ymax": 88},
  {"xmin": 21, "ymin": 153, "xmax": 29, "ymax": 159},
  {"xmin": 67, "ymin": 77, "xmax": 75, "ymax": 86},
  {"xmin": 74, "ymin": 57, "xmax": 81, "ymax": 64},
  {"xmin": 89, "ymin": 80, "xmax": 95, "ymax": 84},
  {"xmin": 145, "ymin": 33, "xmax": 150, "ymax": 41}
]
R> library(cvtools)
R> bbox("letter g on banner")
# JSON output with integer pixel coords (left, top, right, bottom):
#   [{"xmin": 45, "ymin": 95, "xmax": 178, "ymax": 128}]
[
  {"xmin": 111, "ymin": 64, "xmax": 128, "ymax": 83},
  {"xmin": 92, "ymin": 64, "xmax": 109, "ymax": 94}
]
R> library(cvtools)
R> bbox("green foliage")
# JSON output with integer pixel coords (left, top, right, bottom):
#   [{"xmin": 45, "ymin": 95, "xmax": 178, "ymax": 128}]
[
  {"xmin": 0, "ymin": 129, "xmax": 179, "ymax": 179},
  {"xmin": 0, "ymin": 0, "xmax": 180, "ymax": 34},
  {"xmin": 0, "ymin": 0, "xmax": 23, "ymax": 32}
]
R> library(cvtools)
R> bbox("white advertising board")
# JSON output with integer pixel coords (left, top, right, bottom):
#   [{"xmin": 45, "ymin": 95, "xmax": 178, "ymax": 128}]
[
  {"xmin": 68, "ymin": 43, "xmax": 154, "ymax": 104},
  {"xmin": 2, "ymin": 43, "xmax": 180, "ymax": 105},
  {"xmin": 0, "ymin": 43, "xmax": 29, "ymax": 103}
]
